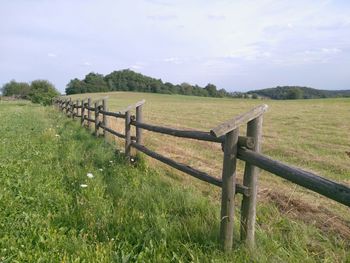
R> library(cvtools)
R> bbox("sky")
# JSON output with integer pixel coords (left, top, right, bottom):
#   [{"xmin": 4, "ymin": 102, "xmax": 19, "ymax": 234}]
[{"xmin": 1, "ymin": 0, "xmax": 350, "ymax": 93}]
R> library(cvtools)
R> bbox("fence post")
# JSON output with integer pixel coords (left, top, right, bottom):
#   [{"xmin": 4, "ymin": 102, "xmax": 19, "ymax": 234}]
[
  {"xmin": 125, "ymin": 110, "xmax": 131, "ymax": 160},
  {"xmin": 81, "ymin": 100, "xmax": 85, "ymax": 126},
  {"xmin": 70, "ymin": 98, "xmax": 73, "ymax": 117},
  {"xmin": 136, "ymin": 103, "xmax": 143, "ymax": 148},
  {"xmin": 94, "ymin": 102, "xmax": 99, "ymax": 137},
  {"xmin": 220, "ymin": 128, "xmax": 239, "ymax": 252},
  {"xmin": 75, "ymin": 99, "xmax": 79, "ymax": 119},
  {"xmin": 87, "ymin": 98, "xmax": 91, "ymax": 129},
  {"xmin": 66, "ymin": 99, "xmax": 69, "ymax": 115},
  {"xmin": 240, "ymin": 116, "xmax": 263, "ymax": 248},
  {"xmin": 102, "ymin": 98, "xmax": 108, "ymax": 139}
]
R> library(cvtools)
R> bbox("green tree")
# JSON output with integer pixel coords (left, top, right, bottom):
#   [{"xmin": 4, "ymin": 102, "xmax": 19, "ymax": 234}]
[
  {"xmin": 1, "ymin": 80, "xmax": 31, "ymax": 98},
  {"xmin": 252, "ymin": 93, "xmax": 259, "ymax": 99},
  {"xmin": 66, "ymin": 69, "xmax": 230, "ymax": 98},
  {"xmin": 29, "ymin": 80, "xmax": 60, "ymax": 105},
  {"xmin": 286, "ymin": 88, "xmax": 303, "ymax": 100},
  {"xmin": 205, "ymin": 83, "xmax": 217, "ymax": 97},
  {"xmin": 66, "ymin": 78, "xmax": 86, "ymax": 94}
]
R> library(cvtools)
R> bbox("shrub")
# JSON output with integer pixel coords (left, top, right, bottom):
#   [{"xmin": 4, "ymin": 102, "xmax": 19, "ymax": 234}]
[{"xmin": 29, "ymin": 80, "xmax": 60, "ymax": 105}]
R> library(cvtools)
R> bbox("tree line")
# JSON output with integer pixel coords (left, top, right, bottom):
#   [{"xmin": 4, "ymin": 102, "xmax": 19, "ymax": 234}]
[
  {"xmin": 66, "ymin": 69, "xmax": 235, "ymax": 98},
  {"xmin": 247, "ymin": 86, "xmax": 350, "ymax": 100},
  {"xmin": 1, "ymin": 80, "xmax": 60, "ymax": 105}
]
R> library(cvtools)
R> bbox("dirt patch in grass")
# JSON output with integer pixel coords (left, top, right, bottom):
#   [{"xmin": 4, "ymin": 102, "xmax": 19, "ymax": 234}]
[{"xmin": 260, "ymin": 188, "xmax": 350, "ymax": 240}]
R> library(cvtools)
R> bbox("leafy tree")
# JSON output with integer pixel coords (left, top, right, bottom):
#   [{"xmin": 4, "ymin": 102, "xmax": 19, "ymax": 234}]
[
  {"xmin": 65, "ymin": 69, "xmax": 234, "ymax": 99},
  {"xmin": 84, "ymin": 72, "xmax": 108, "ymax": 93},
  {"xmin": 286, "ymin": 88, "xmax": 303, "ymax": 100},
  {"xmin": 29, "ymin": 80, "xmax": 60, "ymax": 105},
  {"xmin": 205, "ymin": 83, "xmax": 218, "ymax": 97},
  {"xmin": 252, "ymin": 93, "xmax": 259, "ymax": 99},
  {"xmin": 1, "ymin": 80, "xmax": 31, "ymax": 98},
  {"xmin": 247, "ymin": 86, "xmax": 350, "ymax": 100}
]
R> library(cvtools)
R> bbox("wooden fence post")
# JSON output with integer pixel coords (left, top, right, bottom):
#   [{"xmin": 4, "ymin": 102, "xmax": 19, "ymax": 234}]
[
  {"xmin": 102, "ymin": 98, "xmax": 108, "ymax": 139},
  {"xmin": 240, "ymin": 116, "xmax": 263, "ymax": 248},
  {"xmin": 70, "ymin": 98, "xmax": 73, "ymax": 117},
  {"xmin": 125, "ymin": 110, "xmax": 131, "ymax": 160},
  {"xmin": 136, "ymin": 103, "xmax": 143, "ymax": 152},
  {"xmin": 220, "ymin": 128, "xmax": 239, "ymax": 252},
  {"xmin": 87, "ymin": 98, "xmax": 91, "ymax": 129},
  {"xmin": 75, "ymin": 99, "xmax": 79, "ymax": 119},
  {"xmin": 81, "ymin": 100, "xmax": 85, "ymax": 126},
  {"xmin": 66, "ymin": 99, "xmax": 70, "ymax": 116},
  {"xmin": 94, "ymin": 102, "xmax": 99, "ymax": 137}
]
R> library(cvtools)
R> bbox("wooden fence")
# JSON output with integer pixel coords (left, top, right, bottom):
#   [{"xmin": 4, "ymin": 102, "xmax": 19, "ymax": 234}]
[{"xmin": 54, "ymin": 96, "xmax": 350, "ymax": 252}]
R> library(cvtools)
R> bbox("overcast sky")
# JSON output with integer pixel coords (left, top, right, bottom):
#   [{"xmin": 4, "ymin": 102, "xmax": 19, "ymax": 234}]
[{"xmin": 1, "ymin": 0, "xmax": 350, "ymax": 93}]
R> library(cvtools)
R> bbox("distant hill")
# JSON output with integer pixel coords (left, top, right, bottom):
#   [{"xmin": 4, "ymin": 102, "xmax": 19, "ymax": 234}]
[
  {"xmin": 248, "ymin": 86, "xmax": 350, "ymax": 100},
  {"xmin": 65, "ymin": 69, "xmax": 230, "ymax": 98}
]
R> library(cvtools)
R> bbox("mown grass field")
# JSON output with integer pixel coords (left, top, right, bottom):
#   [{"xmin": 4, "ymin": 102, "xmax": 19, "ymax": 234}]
[
  {"xmin": 70, "ymin": 92, "xmax": 350, "ymax": 209},
  {"xmin": 0, "ymin": 98, "xmax": 349, "ymax": 262}
]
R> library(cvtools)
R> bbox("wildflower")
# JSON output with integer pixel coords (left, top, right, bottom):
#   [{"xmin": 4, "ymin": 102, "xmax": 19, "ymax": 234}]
[
  {"xmin": 80, "ymin": 184, "xmax": 88, "ymax": 188},
  {"xmin": 99, "ymin": 168, "xmax": 103, "ymax": 171},
  {"xmin": 87, "ymin": 173, "xmax": 94, "ymax": 178},
  {"xmin": 55, "ymin": 134, "xmax": 60, "ymax": 137},
  {"xmin": 131, "ymin": 158, "xmax": 135, "ymax": 162},
  {"xmin": 109, "ymin": 160, "xmax": 113, "ymax": 163}
]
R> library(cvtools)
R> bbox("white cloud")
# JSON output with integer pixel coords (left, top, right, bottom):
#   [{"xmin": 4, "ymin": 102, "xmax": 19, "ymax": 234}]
[
  {"xmin": 321, "ymin": 48, "xmax": 341, "ymax": 54},
  {"xmin": 163, "ymin": 57, "xmax": 184, "ymax": 64},
  {"xmin": 226, "ymin": 47, "xmax": 271, "ymax": 61},
  {"xmin": 1, "ymin": 0, "xmax": 350, "ymax": 91},
  {"xmin": 82, "ymin": 62, "xmax": 92, "ymax": 66},
  {"xmin": 130, "ymin": 61, "xmax": 146, "ymax": 70},
  {"xmin": 207, "ymin": 14, "xmax": 226, "ymax": 21},
  {"xmin": 147, "ymin": 14, "xmax": 177, "ymax": 21},
  {"xmin": 130, "ymin": 64, "xmax": 142, "ymax": 69}
]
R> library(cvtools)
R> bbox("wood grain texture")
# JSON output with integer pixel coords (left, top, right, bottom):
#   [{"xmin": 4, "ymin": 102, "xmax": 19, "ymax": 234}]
[
  {"xmin": 238, "ymin": 148, "xmax": 350, "ymax": 207},
  {"xmin": 240, "ymin": 116, "xmax": 263, "ymax": 248},
  {"xmin": 220, "ymin": 128, "xmax": 239, "ymax": 252},
  {"xmin": 211, "ymin": 104, "xmax": 268, "ymax": 137}
]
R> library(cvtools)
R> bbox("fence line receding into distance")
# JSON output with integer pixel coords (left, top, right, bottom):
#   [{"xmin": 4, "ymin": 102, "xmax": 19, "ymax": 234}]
[{"xmin": 54, "ymin": 96, "xmax": 350, "ymax": 252}]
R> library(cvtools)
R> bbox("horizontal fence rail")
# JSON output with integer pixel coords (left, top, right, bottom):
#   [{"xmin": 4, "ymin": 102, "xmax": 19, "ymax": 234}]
[
  {"xmin": 99, "ymin": 109, "xmax": 125, "ymax": 119},
  {"xmin": 238, "ymin": 148, "xmax": 350, "ymax": 207},
  {"xmin": 54, "ymin": 96, "xmax": 350, "ymax": 253},
  {"xmin": 131, "ymin": 141, "xmax": 249, "ymax": 196},
  {"xmin": 130, "ymin": 119, "xmax": 255, "ymax": 148}
]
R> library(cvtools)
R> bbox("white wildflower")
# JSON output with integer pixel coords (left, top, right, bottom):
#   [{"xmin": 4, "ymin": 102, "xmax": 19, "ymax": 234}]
[
  {"xmin": 131, "ymin": 158, "xmax": 135, "ymax": 162},
  {"xmin": 87, "ymin": 173, "xmax": 94, "ymax": 178},
  {"xmin": 80, "ymin": 184, "xmax": 88, "ymax": 188},
  {"xmin": 55, "ymin": 134, "xmax": 60, "ymax": 137},
  {"xmin": 99, "ymin": 168, "xmax": 103, "ymax": 171},
  {"xmin": 109, "ymin": 160, "xmax": 113, "ymax": 163}
]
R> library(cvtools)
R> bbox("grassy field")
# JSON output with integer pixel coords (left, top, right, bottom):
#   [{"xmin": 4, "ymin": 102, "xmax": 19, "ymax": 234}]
[
  {"xmin": 1, "ymin": 98, "xmax": 349, "ymax": 261},
  {"xmin": 70, "ymin": 93, "xmax": 350, "ymax": 205}
]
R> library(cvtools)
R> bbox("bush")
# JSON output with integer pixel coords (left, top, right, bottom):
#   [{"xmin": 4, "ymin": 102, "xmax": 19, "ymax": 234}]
[
  {"xmin": 29, "ymin": 80, "xmax": 60, "ymax": 105},
  {"xmin": 1, "ymin": 80, "xmax": 31, "ymax": 98},
  {"xmin": 1, "ymin": 79, "xmax": 60, "ymax": 105}
]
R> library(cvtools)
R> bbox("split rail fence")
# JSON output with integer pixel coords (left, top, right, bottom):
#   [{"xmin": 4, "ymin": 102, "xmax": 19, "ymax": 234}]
[{"xmin": 54, "ymin": 97, "xmax": 350, "ymax": 252}]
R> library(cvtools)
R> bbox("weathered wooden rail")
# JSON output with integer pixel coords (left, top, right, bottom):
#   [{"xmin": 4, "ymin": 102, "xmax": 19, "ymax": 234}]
[{"xmin": 54, "ymin": 96, "xmax": 350, "ymax": 252}]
